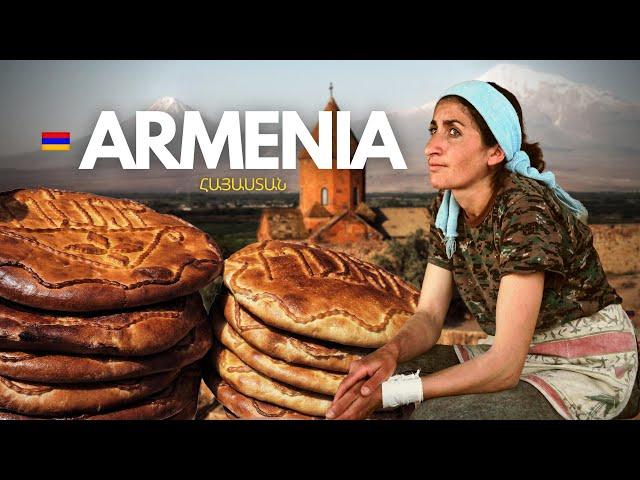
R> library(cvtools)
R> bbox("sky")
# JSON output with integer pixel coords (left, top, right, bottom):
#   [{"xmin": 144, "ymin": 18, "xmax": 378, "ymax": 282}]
[{"xmin": 1, "ymin": 60, "xmax": 639, "ymax": 156}]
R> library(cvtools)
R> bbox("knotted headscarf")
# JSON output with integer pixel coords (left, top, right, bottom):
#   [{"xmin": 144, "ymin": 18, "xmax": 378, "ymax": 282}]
[{"xmin": 434, "ymin": 80, "xmax": 588, "ymax": 259}]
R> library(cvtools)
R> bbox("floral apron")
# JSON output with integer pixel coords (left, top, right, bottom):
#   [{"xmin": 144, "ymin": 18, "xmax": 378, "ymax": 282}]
[{"xmin": 454, "ymin": 303, "xmax": 639, "ymax": 420}]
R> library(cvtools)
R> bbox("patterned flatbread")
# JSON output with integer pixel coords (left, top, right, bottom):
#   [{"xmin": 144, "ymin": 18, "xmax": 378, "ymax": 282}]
[
  {"xmin": 0, "ymin": 368, "xmax": 180, "ymax": 417},
  {"xmin": 0, "ymin": 188, "xmax": 223, "ymax": 311},
  {"xmin": 224, "ymin": 241, "xmax": 419, "ymax": 348},
  {"xmin": 213, "ymin": 308, "xmax": 344, "ymax": 395},
  {"xmin": 0, "ymin": 365, "xmax": 200, "ymax": 420},
  {"xmin": 0, "ymin": 318, "xmax": 211, "ymax": 383},
  {"xmin": 209, "ymin": 344, "xmax": 332, "ymax": 417},
  {"xmin": 167, "ymin": 400, "xmax": 197, "ymax": 420},
  {"xmin": 221, "ymin": 290, "xmax": 367, "ymax": 372},
  {"xmin": 208, "ymin": 376, "xmax": 318, "ymax": 420},
  {"xmin": 0, "ymin": 292, "xmax": 206, "ymax": 356}
]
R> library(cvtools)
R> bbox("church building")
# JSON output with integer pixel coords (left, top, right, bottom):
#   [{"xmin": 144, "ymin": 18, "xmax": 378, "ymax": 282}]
[{"xmin": 257, "ymin": 87, "xmax": 429, "ymax": 245}]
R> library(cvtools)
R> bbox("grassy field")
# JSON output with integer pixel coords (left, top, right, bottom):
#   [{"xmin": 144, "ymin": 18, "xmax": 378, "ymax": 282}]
[{"xmin": 192, "ymin": 220, "xmax": 259, "ymax": 257}]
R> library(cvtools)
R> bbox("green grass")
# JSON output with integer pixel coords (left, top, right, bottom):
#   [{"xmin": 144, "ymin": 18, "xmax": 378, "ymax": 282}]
[{"xmin": 193, "ymin": 220, "xmax": 258, "ymax": 257}]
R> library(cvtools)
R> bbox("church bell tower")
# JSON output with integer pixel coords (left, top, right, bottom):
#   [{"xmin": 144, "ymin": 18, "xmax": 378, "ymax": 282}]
[{"xmin": 298, "ymin": 84, "xmax": 366, "ymax": 222}]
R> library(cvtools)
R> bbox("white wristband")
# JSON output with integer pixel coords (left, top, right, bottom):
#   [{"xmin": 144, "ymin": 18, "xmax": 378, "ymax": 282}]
[{"xmin": 381, "ymin": 370, "xmax": 424, "ymax": 409}]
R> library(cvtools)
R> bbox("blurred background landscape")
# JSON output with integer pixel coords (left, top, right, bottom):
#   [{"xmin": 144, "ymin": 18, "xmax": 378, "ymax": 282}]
[{"xmin": 1, "ymin": 60, "xmax": 638, "ymax": 333}]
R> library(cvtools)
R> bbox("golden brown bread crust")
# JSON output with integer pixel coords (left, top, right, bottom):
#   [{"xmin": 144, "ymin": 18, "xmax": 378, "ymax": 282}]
[
  {"xmin": 213, "ymin": 309, "xmax": 344, "ymax": 396},
  {"xmin": 197, "ymin": 402, "xmax": 236, "ymax": 420},
  {"xmin": 0, "ymin": 292, "xmax": 206, "ymax": 356},
  {"xmin": 221, "ymin": 290, "xmax": 367, "ymax": 372},
  {"xmin": 0, "ymin": 365, "xmax": 201, "ymax": 420},
  {"xmin": 0, "ymin": 188, "xmax": 223, "ymax": 311},
  {"xmin": 0, "ymin": 318, "xmax": 212, "ymax": 383},
  {"xmin": 208, "ymin": 343, "xmax": 332, "ymax": 417},
  {"xmin": 209, "ymin": 376, "xmax": 317, "ymax": 420},
  {"xmin": 86, "ymin": 366, "xmax": 200, "ymax": 420},
  {"xmin": 167, "ymin": 400, "xmax": 197, "ymax": 420},
  {"xmin": 223, "ymin": 406, "xmax": 239, "ymax": 419},
  {"xmin": 224, "ymin": 241, "xmax": 419, "ymax": 348},
  {"xmin": 0, "ymin": 367, "xmax": 180, "ymax": 417}
]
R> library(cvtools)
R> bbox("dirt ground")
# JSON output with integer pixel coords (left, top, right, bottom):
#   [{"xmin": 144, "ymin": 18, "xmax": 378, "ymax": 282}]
[{"xmin": 608, "ymin": 272, "xmax": 639, "ymax": 328}]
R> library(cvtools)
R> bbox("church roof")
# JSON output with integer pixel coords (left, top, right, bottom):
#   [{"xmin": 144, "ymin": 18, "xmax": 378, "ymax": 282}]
[
  {"xmin": 324, "ymin": 96, "xmax": 339, "ymax": 113},
  {"xmin": 354, "ymin": 202, "xmax": 377, "ymax": 223},
  {"xmin": 308, "ymin": 210, "xmax": 382, "ymax": 242},
  {"xmin": 306, "ymin": 202, "xmax": 333, "ymax": 218},
  {"xmin": 260, "ymin": 207, "xmax": 307, "ymax": 240},
  {"xmin": 298, "ymin": 95, "xmax": 360, "ymax": 161}
]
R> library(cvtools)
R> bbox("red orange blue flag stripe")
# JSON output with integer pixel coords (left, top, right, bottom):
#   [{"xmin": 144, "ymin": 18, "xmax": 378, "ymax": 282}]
[{"xmin": 41, "ymin": 132, "xmax": 71, "ymax": 151}]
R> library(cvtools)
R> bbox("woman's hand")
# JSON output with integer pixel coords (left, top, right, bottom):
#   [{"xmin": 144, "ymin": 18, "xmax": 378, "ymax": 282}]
[
  {"xmin": 326, "ymin": 379, "xmax": 382, "ymax": 420},
  {"xmin": 323, "ymin": 263, "xmax": 454, "ymax": 420},
  {"xmin": 326, "ymin": 344, "xmax": 399, "ymax": 419}
]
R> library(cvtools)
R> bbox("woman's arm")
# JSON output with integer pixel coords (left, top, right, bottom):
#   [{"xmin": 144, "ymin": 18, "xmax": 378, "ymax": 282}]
[
  {"xmin": 382, "ymin": 262, "xmax": 455, "ymax": 363},
  {"xmin": 327, "ymin": 270, "xmax": 545, "ymax": 419},
  {"xmin": 419, "ymin": 270, "xmax": 544, "ymax": 397},
  {"xmin": 330, "ymin": 262, "xmax": 454, "ymax": 404}
]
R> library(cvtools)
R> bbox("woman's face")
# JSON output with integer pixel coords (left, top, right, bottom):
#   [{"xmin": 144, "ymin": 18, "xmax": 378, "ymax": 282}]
[{"xmin": 425, "ymin": 98, "xmax": 499, "ymax": 190}]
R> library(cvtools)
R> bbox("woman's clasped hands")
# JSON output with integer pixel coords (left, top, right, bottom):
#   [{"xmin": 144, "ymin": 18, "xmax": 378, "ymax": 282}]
[{"xmin": 325, "ymin": 344, "xmax": 400, "ymax": 420}]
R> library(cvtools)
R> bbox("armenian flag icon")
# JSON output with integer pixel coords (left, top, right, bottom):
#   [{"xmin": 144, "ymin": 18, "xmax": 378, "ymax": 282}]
[{"xmin": 41, "ymin": 132, "xmax": 71, "ymax": 151}]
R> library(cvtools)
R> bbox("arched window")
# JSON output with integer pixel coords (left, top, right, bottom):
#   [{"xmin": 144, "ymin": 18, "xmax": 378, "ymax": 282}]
[{"xmin": 321, "ymin": 187, "xmax": 328, "ymax": 206}]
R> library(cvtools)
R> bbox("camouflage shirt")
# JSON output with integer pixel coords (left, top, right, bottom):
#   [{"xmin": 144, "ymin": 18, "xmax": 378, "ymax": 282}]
[{"xmin": 427, "ymin": 171, "xmax": 623, "ymax": 336}]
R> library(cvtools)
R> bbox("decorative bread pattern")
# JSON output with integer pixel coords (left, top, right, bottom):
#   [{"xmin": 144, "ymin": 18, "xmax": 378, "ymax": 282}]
[
  {"xmin": 0, "ymin": 293, "xmax": 206, "ymax": 356},
  {"xmin": 210, "ymin": 344, "xmax": 332, "ymax": 417},
  {"xmin": 222, "ymin": 290, "xmax": 367, "ymax": 372},
  {"xmin": 0, "ymin": 368, "xmax": 180, "ymax": 417},
  {"xmin": 0, "ymin": 365, "xmax": 200, "ymax": 420},
  {"xmin": 213, "ymin": 309, "xmax": 344, "ymax": 395},
  {"xmin": 224, "ymin": 241, "xmax": 419, "ymax": 347},
  {"xmin": 209, "ymin": 376, "xmax": 317, "ymax": 420},
  {"xmin": 85, "ymin": 366, "xmax": 200, "ymax": 420},
  {"xmin": 0, "ymin": 188, "xmax": 223, "ymax": 311},
  {"xmin": 0, "ymin": 319, "xmax": 211, "ymax": 383}
]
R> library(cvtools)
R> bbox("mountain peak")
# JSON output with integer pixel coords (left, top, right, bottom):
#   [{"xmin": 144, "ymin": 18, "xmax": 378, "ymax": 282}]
[
  {"xmin": 147, "ymin": 96, "xmax": 191, "ymax": 115},
  {"xmin": 477, "ymin": 63, "xmax": 625, "ymax": 109},
  {"xmin": 478, "ymin": 63, "xmax": 568, "ymax": 90}
]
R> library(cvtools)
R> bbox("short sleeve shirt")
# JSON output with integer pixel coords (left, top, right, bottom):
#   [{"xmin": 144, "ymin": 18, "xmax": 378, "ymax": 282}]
[{"xmin": 427, "ymin": 171, "xmax": 622, "ymax": 335}]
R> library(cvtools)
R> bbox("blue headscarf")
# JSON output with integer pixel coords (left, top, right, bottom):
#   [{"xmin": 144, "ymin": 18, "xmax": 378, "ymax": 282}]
[{"xmin": 434, "ymin": 80, "xmax": 588, "ymax": 259}]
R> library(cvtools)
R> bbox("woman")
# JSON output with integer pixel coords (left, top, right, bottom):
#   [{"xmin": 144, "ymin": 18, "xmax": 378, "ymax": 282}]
[{"xmin": 326, "ymin": 80, "xmax": 639, "ymax": 420}]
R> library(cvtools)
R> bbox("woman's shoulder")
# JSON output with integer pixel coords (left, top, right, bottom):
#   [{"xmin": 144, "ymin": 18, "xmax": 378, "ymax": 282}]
[
  {"xmin": 499, "ymin": 172, "xmax": 549, "ymax": 205},
  {"xmin": 495, "ymin": 172, "xmax": 565, "ymax": 222}
]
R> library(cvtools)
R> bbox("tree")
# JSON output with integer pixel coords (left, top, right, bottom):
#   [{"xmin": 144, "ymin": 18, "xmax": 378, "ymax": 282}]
[
  {"xmin": 372, "ymin": 228, "xmax": 469, "ymax": 326},
  {"xmin": 372, "ymin": 228, "xmax": 429, "ymax": 289}
]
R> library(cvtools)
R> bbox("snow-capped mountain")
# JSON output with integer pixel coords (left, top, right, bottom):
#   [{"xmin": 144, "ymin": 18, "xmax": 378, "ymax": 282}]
[
  {"xmin": 478, "ymin": 64, "xmax": 627, "ymax": 111},
  {"xmin": 125, "ymin": 96, "xmax": 197, "ymax": 141},
  {"xmin": 477, "ymin": 64, "xmax": 639, "ymax": 148},
  {"xmin": 147, "ymin": 96, "xmax": 192, "ymax": 116},
  {"xmin": 372, "ymin": 63, "xmax": 640, "ymax": 192},
  {"xmin": 407, "ymin": 64, "xmax": 638, "ymax": 145}
]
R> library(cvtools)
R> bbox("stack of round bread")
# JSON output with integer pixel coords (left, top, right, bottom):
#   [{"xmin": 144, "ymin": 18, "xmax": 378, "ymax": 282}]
[
  {"xmin": 0, "ymin": 188, "xmax": 223, "ymax": 420},
  {"xmin": 205, "ymin": 240, "xmax": 419, "ymax": 419}
]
